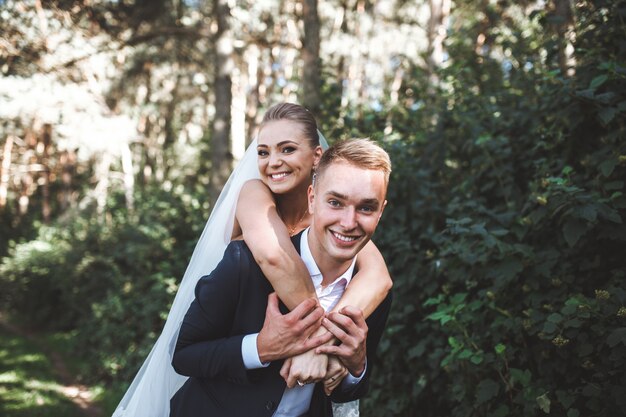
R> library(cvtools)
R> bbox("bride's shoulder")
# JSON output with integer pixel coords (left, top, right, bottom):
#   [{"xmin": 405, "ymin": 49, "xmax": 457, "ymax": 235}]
[
  {"xmin": 241, "ymin": 178, "xmax": 270, "ymax": 193},
  {"xmin": 237, "ymin": 179, "xmax": 275, "ymax": 209}
]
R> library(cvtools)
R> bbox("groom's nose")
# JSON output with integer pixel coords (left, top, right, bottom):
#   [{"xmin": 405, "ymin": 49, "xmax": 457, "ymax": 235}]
[{"xmin": 339, "ymin": 206, "xmax": 357, "ymax": 230}]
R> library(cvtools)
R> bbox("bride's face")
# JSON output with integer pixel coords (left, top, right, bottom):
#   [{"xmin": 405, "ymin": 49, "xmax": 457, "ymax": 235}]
[{"xmin": 257, "ymin": 120, "xmax": 322, "ymax": 195}]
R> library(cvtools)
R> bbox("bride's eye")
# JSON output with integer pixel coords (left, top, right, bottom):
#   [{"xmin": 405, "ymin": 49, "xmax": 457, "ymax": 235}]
[
  {"xmin": 257, "ymin": 149, "xmax": 269, "ymax": 157},
  {"xmin": 282, "ymin": 146, "xmax": 296, "ymax": 154}
]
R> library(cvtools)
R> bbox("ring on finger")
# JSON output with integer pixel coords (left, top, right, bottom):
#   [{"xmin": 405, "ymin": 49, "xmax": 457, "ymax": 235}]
[{"xmin": 297, "ymin": 380, "xmax": 306, "ymax": 387}]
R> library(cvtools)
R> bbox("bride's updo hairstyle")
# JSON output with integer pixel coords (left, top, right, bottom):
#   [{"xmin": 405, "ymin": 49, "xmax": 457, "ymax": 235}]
[{"xmin": 260, "ymin": 103, "xmax": 320, "ymax": 148}]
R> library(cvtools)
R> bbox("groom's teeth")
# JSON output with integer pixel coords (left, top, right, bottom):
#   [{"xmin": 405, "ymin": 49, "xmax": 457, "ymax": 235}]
[{"xmin": 333, "ymin": 232, "xmax": 357, "ymax": 242}]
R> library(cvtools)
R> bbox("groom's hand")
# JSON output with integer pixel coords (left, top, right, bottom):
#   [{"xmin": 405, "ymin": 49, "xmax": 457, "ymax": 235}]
[
  {"xmin": 257, "ymin": 293, "xmax": 332, "ymax": 363},
  {"xmin": 316, "ymin": 306, "xmax": 368, "ymax": 377}
]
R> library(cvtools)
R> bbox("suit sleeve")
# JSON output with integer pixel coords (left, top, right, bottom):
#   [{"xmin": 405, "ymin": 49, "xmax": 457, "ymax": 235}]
[
  {"xmin": 329, "ymin": 291, "xmax": 393, "ymax": 403},
  {"xmin": 171, "ymin": 242, "xmax": 252, "ymax": 383}
]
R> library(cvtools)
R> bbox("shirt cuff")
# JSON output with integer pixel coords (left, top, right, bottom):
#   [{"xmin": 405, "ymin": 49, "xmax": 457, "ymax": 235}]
[
  {"xmin": 241, "ymin": 333, "xmax": 270, "ymax": 369},
  {"xmin": 341, "ymin": 360, "xmax": 367, "ymax": 387}
]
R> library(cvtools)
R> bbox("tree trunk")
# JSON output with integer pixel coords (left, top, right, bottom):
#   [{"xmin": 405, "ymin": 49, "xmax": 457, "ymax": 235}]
[
  {"xmin": 553, "ymin": 0, "xmax": 576, "ymax": 76},
  {"xmin": 59, "ymin": 149, "xmax": 76, "ymax": 211},
  {"xmin": 0, "ymin": 135, "xmax": 14, "ymax": 209},
  {"xmin": 300, "ymin": 0, "xmax": 321, "ymax": 115},
  {"xmin": 427, "ymin": 0, "xmax": 451, "ymax": 89},
  {"xmin": 40, "ymin": 124, "xmax": 52, "ymax": 223},
  {"xmin": 231, "ymin": 61, "xmax": 247, "ymax": 161},
  {"xmin": 210, "ymin": 0, "xmax": 234, "ymax": 204},
  {"xmin": 245, "ymin": 44, "xmax": 261, "ymax": 145},
  {"xmin": 121, "ymin": 142, "xmax": 135, "ymax": 211}
]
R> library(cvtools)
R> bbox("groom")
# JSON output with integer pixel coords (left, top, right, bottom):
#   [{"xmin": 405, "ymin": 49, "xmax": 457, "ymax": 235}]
[{"xmin": 169, "ymin": 138, "xmax": 392, "ymax": 417}]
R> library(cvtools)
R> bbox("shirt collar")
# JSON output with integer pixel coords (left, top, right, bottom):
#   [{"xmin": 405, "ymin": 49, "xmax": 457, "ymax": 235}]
[{"xmin": 300, "ymin": 228, "xmax": 357, "ymax": 286}]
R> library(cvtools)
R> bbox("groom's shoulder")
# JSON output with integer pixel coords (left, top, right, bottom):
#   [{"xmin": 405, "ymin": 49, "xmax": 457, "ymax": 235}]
[
  {"xmin": 194, "ymin": 240, "xmax": 260, "ymax": 295},
  {"xmin": 222, "ymin": 239, "xmax": 257, "ymax": 269}
]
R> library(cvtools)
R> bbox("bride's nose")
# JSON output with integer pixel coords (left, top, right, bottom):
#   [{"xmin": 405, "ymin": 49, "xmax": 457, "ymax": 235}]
[{"xmin": 268, "ymin": 151, "xmax": 282, "ymax": 167}]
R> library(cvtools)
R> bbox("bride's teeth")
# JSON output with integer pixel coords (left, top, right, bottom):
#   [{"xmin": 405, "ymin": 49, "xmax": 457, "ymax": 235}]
[
  {"xmin": 271, "ymin": 173, "xmax": 288, "ymax": 179},
  {"xmin": 333, "ymin": 232, "xmax": 357, "ymax": 242}
]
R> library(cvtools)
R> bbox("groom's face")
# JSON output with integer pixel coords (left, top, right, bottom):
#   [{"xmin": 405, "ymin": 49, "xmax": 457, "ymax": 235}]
[{"xmin": 307, "ymin": 161, "xmax": 387, "ymax": 263}]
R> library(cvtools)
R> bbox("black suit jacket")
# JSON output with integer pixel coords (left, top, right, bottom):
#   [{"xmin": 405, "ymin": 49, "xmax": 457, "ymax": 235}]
[{"xmin": 170, "ymin": 232, "xmax": 392, "ymax": 417}]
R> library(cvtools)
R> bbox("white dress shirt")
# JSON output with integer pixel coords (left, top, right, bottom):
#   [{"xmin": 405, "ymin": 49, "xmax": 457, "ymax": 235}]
[{"xmin": 240, "ymin": 228, "xmax": 364, "ymax": 417}]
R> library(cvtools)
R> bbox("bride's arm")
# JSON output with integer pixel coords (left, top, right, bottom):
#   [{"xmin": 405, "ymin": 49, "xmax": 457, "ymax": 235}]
[
  {"xmin": 332, "ymin": 240, "xmax": 392, "ymax": 317},
  {"xmin": 236, "ymin": 179, "xmax": 316, "ymax": 310}
]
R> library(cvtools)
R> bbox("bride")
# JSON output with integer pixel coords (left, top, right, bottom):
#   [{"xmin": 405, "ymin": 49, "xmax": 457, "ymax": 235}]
[{"xmin": 113, "ymin": 103, "xmax": 392, "ymax": 417}]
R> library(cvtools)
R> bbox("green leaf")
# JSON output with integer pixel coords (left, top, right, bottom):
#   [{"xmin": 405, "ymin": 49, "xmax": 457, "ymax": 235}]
[
  {"xmin": 561, "ymin": 303, "xmax": 577, "ymax": 315},
  {"xmin": 543, "ymin": 321, "xmax": 558, "ymax": 334},
  {"xmin": 556, "ymin": 390, "xmax": 575, "ymax": 408},
  {"xmin": 536, "ymin": 392, "xmax": 551, "ymax": 413},
  {"xmin": 604, "ymin": 181, "xmax": 624, "ymax": 191},
  {"xmin": 607, "ymin": 327, "xmax": 626, "ymax": 347},
  {"xmin": 427, "ymin": 311, "xmax": 454, "ymax": 325},
  {"xmin": 458, "ymin": 349, "xmax": 473, "ymax": 359},
  {"xmin": 599, "ymin": 158, "xmax": 618, "ymax": 177},
  {"xmin": 598, "ymin": 107, "xmax": 617, "ymax": 126},
  {"xmin": 490, "ymin": 405, "xmax": 509, "ymax": 417},
  {"xmin": 582, "ymin": 384, "xmax": 601, "ymax": 397},
  {"xmin": 423, "ymin": 295, "xmax": 444, "ymax": 306},
  {"xmin": 407, "ymin": 343, "xmax": 426, "ymax": 359},
  {"xmin": 510, "ymin": 368, "xmax": 532, "ymax": 386},
  {"xmin": 564, "ymin": 318, "xmax": 582, "ymax": 328},
  {"xmin": 547, "ymin": 313, "xmax": 563, "ymax": 323},
  {"xmin": 578, "ymin": 343, "xmax": 594, "ymax": 357},
  {"xmin": 475, "ymin": 379, "xmax": 500, "ymax": 404},
  {"xmin": 573, "ymin": 205, "xmax": 598, "ymax": 222},
  {"xmin": 495, "ymin": 343, "xmax": 506, "ymax": 355},
  {"xmin": 470, "ymin": 354, "xmax": 484, "ymax": 365},
  {"xmin": 488, "ymin": 259, "xmax": 524, "ymax": 282},
  {"xmin": 563, "ymin": 219, "xmax": 587, "ymax": 247},
  {"xmin": 448, "ymin": 336, "xmax": 462, "ymax": 349},
  {"xmin": 590, "ymin": 74, "xmax": 608, "ymax": 89}
]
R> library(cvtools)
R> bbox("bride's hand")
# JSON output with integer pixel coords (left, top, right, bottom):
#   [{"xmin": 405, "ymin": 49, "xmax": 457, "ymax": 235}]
[
  {"xmin": 280, "ymin": 349, "xmax": 328, "ymax": 388},
  {"xmin": 323, "ymin": 356, "xmax": 348, "ymax": 395}
]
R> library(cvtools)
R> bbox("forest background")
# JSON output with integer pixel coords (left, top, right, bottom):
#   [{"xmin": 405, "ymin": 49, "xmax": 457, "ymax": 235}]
[{"xmin": 0, "ymin": 0, "xmax": 625, "ymax": 416}]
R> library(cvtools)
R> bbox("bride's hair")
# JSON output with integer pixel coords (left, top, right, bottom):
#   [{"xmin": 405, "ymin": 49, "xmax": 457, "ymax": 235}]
[{"xmin": 260, "ymin": 103, "xmax": 320, "ymax": 148}]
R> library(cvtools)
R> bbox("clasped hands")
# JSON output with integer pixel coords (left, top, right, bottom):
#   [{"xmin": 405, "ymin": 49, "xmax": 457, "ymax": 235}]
[{"xmin": 257, "ymin": 293, "xmax": 368, "ymax": 395}]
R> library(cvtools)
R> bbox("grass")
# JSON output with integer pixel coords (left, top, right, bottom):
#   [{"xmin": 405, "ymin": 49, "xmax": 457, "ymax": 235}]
[{"xmin": 0, "ymin": 325, "xmax": 85, "ymax": 417}]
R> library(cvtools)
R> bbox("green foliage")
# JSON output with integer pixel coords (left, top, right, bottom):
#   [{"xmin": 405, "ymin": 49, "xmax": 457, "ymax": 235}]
[
  {"xmin": 0, "ymin": 326, "xmax": 85, "ymax": 417},
  {"xmin": 0, "ymin": 186, "xmax": 206, "ymax": 382},
  {"xmin": 360, "ymin": 2, "xmax": 626, "ymax": 416}
]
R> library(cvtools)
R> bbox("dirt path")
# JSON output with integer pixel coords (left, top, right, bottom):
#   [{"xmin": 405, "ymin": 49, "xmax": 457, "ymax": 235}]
[{"xmin": 0, "ymin": 313, "xmax": 104, "ymax": 417}]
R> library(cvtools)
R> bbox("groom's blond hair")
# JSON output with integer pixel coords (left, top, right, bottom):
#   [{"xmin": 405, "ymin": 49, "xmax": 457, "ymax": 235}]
[{"xmin": 316, "ymin": 138, "xmax": 392, "ymax": 186}]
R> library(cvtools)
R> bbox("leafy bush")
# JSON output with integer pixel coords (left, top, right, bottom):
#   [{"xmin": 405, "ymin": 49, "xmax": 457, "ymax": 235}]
[
  {"xmin": 361, "ymin": 3, "xmax": 626, "ymax": 417},
  {"xmin": 0, "ymin": 186, "xmax": 206, "ymax": 382}
]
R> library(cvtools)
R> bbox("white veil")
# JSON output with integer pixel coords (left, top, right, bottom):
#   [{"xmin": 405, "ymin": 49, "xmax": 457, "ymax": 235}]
[
  {"xmin": 112, "ymin": 139, "xmax": 261, "ymax": 417},
  {"xmin": 112, "ymin": 132, "xmax": 359, "ymax": 417}
]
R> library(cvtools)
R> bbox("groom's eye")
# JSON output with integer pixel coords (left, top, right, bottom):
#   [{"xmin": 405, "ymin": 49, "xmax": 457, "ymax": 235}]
[{"xmin": 328, "ymin": 199, "xmax": 341, "ymax": 207}]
